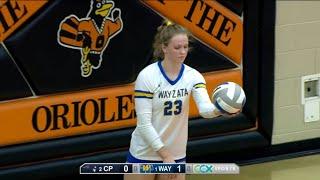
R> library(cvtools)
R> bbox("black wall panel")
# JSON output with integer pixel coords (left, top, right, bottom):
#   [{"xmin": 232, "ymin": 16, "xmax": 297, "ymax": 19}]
[
  {"xmin": 217, "ymin": 0, "xmax": 243, "ymax": 16},
  {"xmin": 0, "ymin": 44, "xmax": 32, "ymax": 101},
  {"xmin": 4, "ymin": 0, "xmax": 235, "ymax": 95}
]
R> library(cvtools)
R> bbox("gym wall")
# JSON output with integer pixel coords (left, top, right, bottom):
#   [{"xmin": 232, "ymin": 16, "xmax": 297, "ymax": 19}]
[{"xmin": 273, "ymin": 0, "xmax": 320, "ymax": 144}]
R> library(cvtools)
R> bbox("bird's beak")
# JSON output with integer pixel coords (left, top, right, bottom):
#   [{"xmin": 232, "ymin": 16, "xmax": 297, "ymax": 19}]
[{"xmin": 95, "ymin": 3, "xmax": 113, "ymax": 17}]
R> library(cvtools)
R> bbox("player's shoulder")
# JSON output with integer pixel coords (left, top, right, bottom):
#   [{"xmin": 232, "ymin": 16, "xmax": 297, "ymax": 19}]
[
  {"xmin": 135, "ymin": 62, "xmax": 160, "ymax": 90},
  {"xmin": 138, "ymin": 62, "xmax": 158, "ymax": 76},
  {"xmin": 183, "ymin": 64, "xmax": 206, "ymax": 85},
  {"xmin": 183, "ymin": 64, "xmax": 202, "ymax": 77},
  {"xmin": 136, "ymin": 62, "xmax": 160, "ymax": 84},
  {"xmin": 183, "ymin": 64, "xmax": 195, "ymax": 71}
]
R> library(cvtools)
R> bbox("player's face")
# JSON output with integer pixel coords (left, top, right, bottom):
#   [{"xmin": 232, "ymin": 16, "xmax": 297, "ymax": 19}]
[{"xmin": 163, "ymin": 34, "xmax": 189, "ymax": 64}]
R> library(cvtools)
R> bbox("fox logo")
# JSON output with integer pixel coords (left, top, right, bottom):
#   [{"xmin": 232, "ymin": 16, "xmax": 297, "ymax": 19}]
[{"xmin": 57, "ymin": 0, "xmax": 123, "ymax": 77}]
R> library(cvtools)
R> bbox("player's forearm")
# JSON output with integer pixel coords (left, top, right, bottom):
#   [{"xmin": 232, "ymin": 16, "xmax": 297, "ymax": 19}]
[
  {"xmin": 193, "ymin": 88, "xmax": 222, "ymax": 118},
  {"xmin": 136, "ymin": 113, "xmax": 164, "ymax": 151},
  {"xmin": 199, "ymin": 102, "xmax": 222, "ymax": 118},
  {"xmin": 157, "ymin": 146, "xmax": 175, "ymax": 163},
  {"xmin": 157, "ymin": 146, "xmax": 171, "ymax": 159}
]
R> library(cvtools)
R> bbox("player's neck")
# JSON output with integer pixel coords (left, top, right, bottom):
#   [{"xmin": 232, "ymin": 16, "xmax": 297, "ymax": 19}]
[{"xmin": 161, "ymin": 60, "xmax": 182, "ymax": 80}]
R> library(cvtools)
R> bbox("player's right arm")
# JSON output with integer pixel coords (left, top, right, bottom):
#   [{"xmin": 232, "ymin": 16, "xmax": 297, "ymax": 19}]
[{"xmin": 134, "ymin": 69, "xmax": 174, "ymax": 162}]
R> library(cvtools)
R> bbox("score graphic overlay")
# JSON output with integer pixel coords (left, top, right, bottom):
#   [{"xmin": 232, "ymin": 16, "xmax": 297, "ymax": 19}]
[
  {"xmin": 80, "ymin": 163, "xmax": 133, "ymax": 174},
  {"xmin": 139, "ymin": 163, "xmax": 185, "ymax": 173},
  {"xmin": 80, "ymin": 163, "xmax": 239, "ymax": 174}
]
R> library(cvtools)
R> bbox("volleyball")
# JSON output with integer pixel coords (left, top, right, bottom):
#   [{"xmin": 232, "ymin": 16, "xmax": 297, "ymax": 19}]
[{"xmin": 211, "ymin": 82, "xmax": 246, "ymax": 114}]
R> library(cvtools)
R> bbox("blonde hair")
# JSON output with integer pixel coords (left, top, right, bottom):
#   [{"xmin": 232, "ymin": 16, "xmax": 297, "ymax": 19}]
[{"xmin": 152, "ymin": 20, "xmax": 191, "ymax": 60}]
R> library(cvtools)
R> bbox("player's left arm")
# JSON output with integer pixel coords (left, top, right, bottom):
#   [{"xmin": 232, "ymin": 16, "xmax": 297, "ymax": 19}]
[{"xmin": 191, "ymin": 71, "xmax": 221, "ymax": 118}]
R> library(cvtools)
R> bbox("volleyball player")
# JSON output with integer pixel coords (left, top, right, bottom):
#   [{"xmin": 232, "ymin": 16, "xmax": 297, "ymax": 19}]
[{"xmin": 124, "ymin": 21, "xmax": 222, "ymax": 180}]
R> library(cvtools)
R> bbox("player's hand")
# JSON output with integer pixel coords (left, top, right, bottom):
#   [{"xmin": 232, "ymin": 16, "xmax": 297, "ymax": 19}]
[
  {"xmin": 213, "ymin": 106, "xmax": 223, "ymax": 117},
  {"xmin": 222, "ymin": 110, "xmax": 241, "ymax": 118},
  {"xmin": 163, "ymin": 157, "xmax": 177, "ymax": 179},
  {"xmin": 157, "ymin": 147, "xmax": 177, "ymax": 179},
  {"xmin": 162, "ymin": 154, "xmax": 177, "ymax": 179},
  {"xmin": 162, "ymin": 156, "xmax": 175, "ymax": 163}
]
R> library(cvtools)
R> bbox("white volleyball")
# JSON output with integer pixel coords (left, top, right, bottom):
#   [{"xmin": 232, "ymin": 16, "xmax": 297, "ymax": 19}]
[{"xmin": 211, "ymin": 82, "xmax": 246, "ymax": 114}]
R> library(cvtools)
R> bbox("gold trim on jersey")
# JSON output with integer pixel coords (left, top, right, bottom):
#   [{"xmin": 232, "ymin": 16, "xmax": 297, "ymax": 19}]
[
  {"xmin": 193, "ymin": 83, "xmax": 206, "ymax": 89},
  {"xmin": 134, "ymin": 90, "xmax": 153, "ymax": 99}
]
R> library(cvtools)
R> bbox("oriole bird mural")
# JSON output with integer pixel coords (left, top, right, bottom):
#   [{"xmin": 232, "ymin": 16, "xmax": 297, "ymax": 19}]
[{"xmin": 57, "ymin": 0, "xmax": 123, "ymax": 77}]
